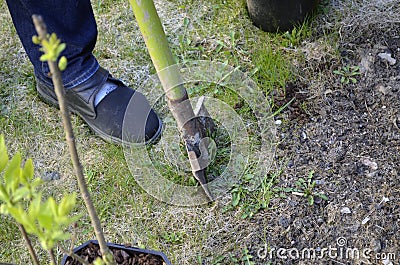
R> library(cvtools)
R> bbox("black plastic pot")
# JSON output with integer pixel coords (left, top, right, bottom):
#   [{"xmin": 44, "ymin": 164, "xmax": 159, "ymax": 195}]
[
  {"xmin": 61, "ymin": 240, "xmax": 172, "ymax": 265},
  {"xmin": 246, "ymin": 0, "xmax": 320, "ymax": 32}
]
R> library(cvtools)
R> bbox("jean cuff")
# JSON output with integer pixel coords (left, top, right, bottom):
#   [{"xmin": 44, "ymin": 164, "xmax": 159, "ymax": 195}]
[{"xmin": 34, "ymin": 60, "xmax": 99, "ymax": 90}]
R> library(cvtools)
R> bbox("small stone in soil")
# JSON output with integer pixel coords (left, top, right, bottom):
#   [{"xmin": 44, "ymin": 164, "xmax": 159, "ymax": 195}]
[
  {"xmin": 340, "ymin": 207, "xmax": 351, "ymax": 214},
  {"xmin": 361, "ymin": 158, "xmax": 378, "ymax": 170},
  {"xmin": 361, "ymin": 217, "xmax": 370, "ymax": 225},
  {"xmin": 278, "ymin": 216, "xmax": 290, "ymax": 228},
  {"xmin": 377, "ymin": 52, "xmax": 396, "ymax": 65}
]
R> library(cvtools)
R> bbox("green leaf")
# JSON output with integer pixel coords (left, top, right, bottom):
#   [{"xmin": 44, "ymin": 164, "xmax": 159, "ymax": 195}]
[
  {"xmin": 56, "ymin": 214, "xmax": 81, "ymax": 226},
  {"xmin": 4, "ymin": 153, "xmax": 21, "ymax": 193},
  {"xmin": 232, "ymin": 192, "xmax": 240, "ymax": 207},
  {"xmin": 183, "ymin": 17, "xmax": 190, "ymax": 27},
  {"xmin": 32, "ymin": 35, "xmax": 41, "ymax": 45},
  {"xmin": 0, "ymin": 185, "xmax": 10, "ymax": 203},
  {"xmin": 41, "ymin": 39, "xmax": 51, "ymax": 51},
  {"xmin": 0, "ymin": 135, "xmax": 9, "ymax": 173},
  {"xmin": 58, "ymin": 56, "xmax": 68, "ymax": 71},
  {"xmin": 241, "ymin": 211, "xmax": 249, "ymax": 219},
  {"xmin": 56, "ymin": 43, "xmax": 66, "ymax": 56},
  {"xmin": 261, "ymin": 200, "xmax": 267, "ymax": 208},
  {"xmin": 28, "ymin": 194, "xmax": 42, "ymax": 220},
  {"xmin": 37, "ymin": 211, "xmax": 53, "ymax": 230},
  {"xmin": 40, "ymin": 53, "xmax": 52, "ymax": 62},
  {"xmin": 7, "ymin": 205, "xmax": 22, "ymax": 220},
  {"xmin": 47, "ymin": 197, "xmax": 58, "ymax": 218},
  {"xmin": 310, "ymin": 181, "xmax": 316, "ymax": 189},
  {"xmin": 8, "ymin": 206, "xmax": 34, "ymax": 231},
  {"xmin": 23, "ymin": 158, "xmax": 34, "ymax": 180},
  {"xmin": 40, "ymin": 238, "xmax": 52, "ymax": 251},
  {"xmin": 12, "ymin": 186, "xmax": 30, "ymax": 202},
  {"xmin": 230, "ymin": 31, "xmax": 235, "ymax": 46},
  {"xmin": 49, "ymin": 33, "xmax": 59, "ymax": 45},
  {"xmin": 351, "ymin": 66, "xmax": 360, "ymax": 72},
  {"xmin": 244, "ymin": 174, "xmax": 254, "ymax": 181},
  {"xmin": 20, "ymin": 158, "xmax": 34, "ymax": 186},
  {"xmin": 51, "ymin": 230, "xmax": 70, "ymax": 242},
  {"xmin": 295, "ymin": 180, "xmax": 303, "ymax": 187},
  {"xmin": 28, "ymin": 178, "xmax": 43, "ymax": 199},
  {"xmin": 31, "ymin": 177, "xmax": 43, "ymax": 187},
  {"xmin": 58, "ymin": 193, "xmax": 76, "ymax": 217},
  {"xmin": 0, "ymin": 204, "xmax": 7, "ymax": 214},
  {"xmin": 37, "ymin": 33, "xmax": 66, "ymax": 62},
  {"xmin": 317, "ymin": 193, "xmax": 328, "ymax": 201},
  {"xmin": 308, "ymin": 196, "xmax": 314, "ymax": 205}
]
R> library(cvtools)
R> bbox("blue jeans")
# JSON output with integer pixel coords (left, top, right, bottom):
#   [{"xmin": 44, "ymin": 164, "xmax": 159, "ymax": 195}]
[{"xmin": 6, "ymin": 0, "xmax": 99, "ymax": 89}]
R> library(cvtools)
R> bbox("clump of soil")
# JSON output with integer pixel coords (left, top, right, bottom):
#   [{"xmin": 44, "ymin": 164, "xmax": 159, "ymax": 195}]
[{"xmin": 64, "ymin": 242, "xmax": 166, "ymax": 265}]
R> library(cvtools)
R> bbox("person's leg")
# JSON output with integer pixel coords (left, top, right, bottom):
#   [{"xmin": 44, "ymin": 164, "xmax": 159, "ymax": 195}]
[
  {"xmin": 6, "ymin": 0, "xmax": 162, "ymax": 144},
  {"xmin": 6, "ymin": 0, "xmax": 99, "ymax": 89}
]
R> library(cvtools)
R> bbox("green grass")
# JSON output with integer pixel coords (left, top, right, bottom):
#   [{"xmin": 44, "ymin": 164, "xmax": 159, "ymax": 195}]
[
  {"xmin": 0, "ymin": 0, "xmax": 339, "ymax": 263},
  {"xmin": 252, "ymin": 44, "xmax": 294, "ymax": 96}
]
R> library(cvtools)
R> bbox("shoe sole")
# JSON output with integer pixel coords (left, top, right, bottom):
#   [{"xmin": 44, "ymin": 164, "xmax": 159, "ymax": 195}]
[{"xmin": 36, "ymin": 84, "xmax": 163, "ymax": 146}]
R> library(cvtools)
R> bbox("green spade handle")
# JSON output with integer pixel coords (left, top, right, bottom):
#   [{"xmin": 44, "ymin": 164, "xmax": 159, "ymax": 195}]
[{"xmin": 128, "ymin": 0, "xmax": 186, "ymax": 100}]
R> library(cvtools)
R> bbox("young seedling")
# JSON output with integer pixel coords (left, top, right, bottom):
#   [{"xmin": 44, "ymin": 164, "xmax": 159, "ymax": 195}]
[
  {"xmin": 161, "ymin": 231, "xmax": 184, "ymax": 245},
  {"xmin": 31, "ymin": 15, "xmax": 116, "ymax": 265},
  {"xmin": 283, "ymin": 21, "xmax": 311, "ymax": 47},
  {"xmin": 224, "ymin": 172, "xmax": 280, "ymax": 219},
  {"xmin": 333, "ymin": 65, "xmax": 360, "ymax": 84},
  {"xmin": 240, "ymin": 248, "xmax": 255, "ymax": 265},
  {"xmin": 292, "ymin": 171, "xmax": 328, "ymax": 205}
]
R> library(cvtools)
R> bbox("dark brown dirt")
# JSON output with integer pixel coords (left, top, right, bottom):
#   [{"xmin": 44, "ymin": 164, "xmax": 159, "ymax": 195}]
[
  {"xmin": 248, "ymin": 23, "xmax": 400, "ymax": 265},
  {"xmin": 64, "ymin": 242, "xmax": 166, "ymax": 265}
]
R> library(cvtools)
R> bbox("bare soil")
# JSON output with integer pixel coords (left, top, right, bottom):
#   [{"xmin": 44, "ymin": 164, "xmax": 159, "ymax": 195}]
[{"xmin": 248, "ymin": 7, "xmax": 400, "ymax": 265}]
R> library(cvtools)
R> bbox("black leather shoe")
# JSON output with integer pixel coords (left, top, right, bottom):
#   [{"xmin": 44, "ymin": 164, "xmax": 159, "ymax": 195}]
[{"xmin": 36, "ymin": 67, "xmax": 162, "ymax": 145}]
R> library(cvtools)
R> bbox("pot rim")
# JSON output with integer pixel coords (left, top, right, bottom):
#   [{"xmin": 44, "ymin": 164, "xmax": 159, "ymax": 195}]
[{"xmin": 61, "ymin": 240, "xmax": 172, "ymax": 265}]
